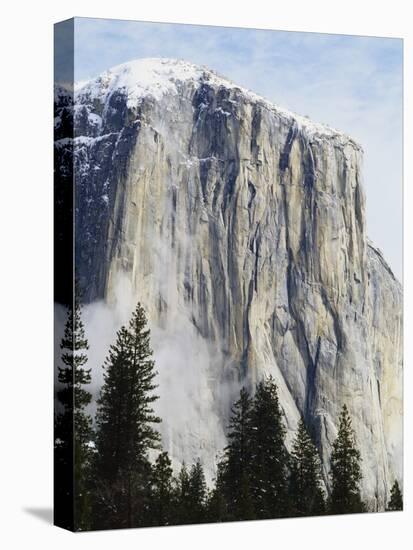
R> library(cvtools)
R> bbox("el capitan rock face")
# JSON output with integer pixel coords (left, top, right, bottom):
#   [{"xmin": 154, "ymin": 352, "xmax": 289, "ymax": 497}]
[{"xmin": 54, "ymin": 58, "xmax": 402, "ymax": 509}]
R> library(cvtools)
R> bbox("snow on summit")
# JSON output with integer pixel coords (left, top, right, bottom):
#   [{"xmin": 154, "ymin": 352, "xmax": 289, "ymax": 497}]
[
  {"xmin": 75, "ymin": 58, "xmax": 218, "ymax": 104},
  {"xmin": 74, "ymin": 58, "xmax": 358, "ymax": 144}
]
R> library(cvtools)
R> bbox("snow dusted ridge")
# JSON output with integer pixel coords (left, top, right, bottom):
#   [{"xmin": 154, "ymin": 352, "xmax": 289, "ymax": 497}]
[{"xmin": 74, "ymin": 58, "xmax": 360, "ymax": 146}]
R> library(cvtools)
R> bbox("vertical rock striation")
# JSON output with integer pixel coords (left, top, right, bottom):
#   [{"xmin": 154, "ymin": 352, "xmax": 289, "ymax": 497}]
[{"xmin": 54, "ymin": 59, "xmax": 402, "ymax": 508}]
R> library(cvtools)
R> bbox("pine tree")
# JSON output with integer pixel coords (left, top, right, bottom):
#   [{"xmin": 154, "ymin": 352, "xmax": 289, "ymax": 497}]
[
  {"xmin": 54, "ymin": 296, "xmax": 93, "ymax": 530},
  {"xmin": 249, "ymin": 377, "xmax": 289, "ymax": 519},
  {"xmin": 329, "ymin": 405, "xmax": 365, "ymax": 514},
  {"xmin": 188, "ymin": 459, "xmax": 207, "ymax": 523},
  {"xmin": 289, "ymin": 418, "xmax": 325, "ymax": 516},
  {"xmin": 173, "ymin": 462, "xmax": 192, "ymax": 524},
  {"xmin": 220, "ymin": 387, "xmax": 255, "ymax": 520},
  {"xmin": 92, "ymin": 303, "xmax": 161, "ymax": 529},
  {"xmin": 387, "ymin": 480, "xmax": 403, "ymax": 511},
  {"xmin": 206, "ymin": 461, "xmax": 228, "ymax": 522},
  {"xmin": 173, "ymin": 459, "xmax": 207, "ymax": 524},
  {"xmin": 150, "ymin": 452, "xmax": 174, "ymax": 525}
]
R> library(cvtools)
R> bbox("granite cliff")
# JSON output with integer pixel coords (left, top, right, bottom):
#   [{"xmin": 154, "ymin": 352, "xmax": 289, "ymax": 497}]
[{"xmin": 54, "ymin": 58, "xmax": 403, "ymax": 509}]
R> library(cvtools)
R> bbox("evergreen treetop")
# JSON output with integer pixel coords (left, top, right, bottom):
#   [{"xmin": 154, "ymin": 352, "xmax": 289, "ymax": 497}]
[
  {"xmin": 387, "ymin": 480, "xmax": 403, "ymax": 511},
  {"xmin": 55, "ymin": 295, "xmax": 93, "ymax": 531},
  {"xmin": 57, "ymin": 295, "xmax": 92, "ymax": 420},
  {"xmin": 330, "ymin": 404, "xmax": 364, "ymax": 514},
  {"xmin": 289, "ymin": 417, "xmax": 325, "ymax": 516},
  {"xmin": 221, "ymin": 387, "xmax": 255, "ymax": 520},
  {"xmin": 150, "ymin": 451, "xmax": 174, "ymax": 525},
  {"xmin": 92, "ymin": 302, "xmax": 161, "ymax": 529},
  {"xmin": 249, "ymin": 376, "xmax": 289, "ymax": 519},
  {"xmin": 206, "ymin": 460, "xmax": 229, "ymax": 522},
  {"xmin": 95, "ymin": 303, "xmax": 161, "ymax": 475}
]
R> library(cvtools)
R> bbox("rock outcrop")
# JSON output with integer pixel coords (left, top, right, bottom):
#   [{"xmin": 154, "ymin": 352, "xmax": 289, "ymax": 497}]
[{"xmin": 54, "ymin": 58, "xmax": 403, "ymax": 509}]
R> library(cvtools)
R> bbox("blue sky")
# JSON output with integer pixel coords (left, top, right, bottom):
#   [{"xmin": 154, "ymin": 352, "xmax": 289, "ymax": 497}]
[{"xmin": 68, "ymin": 17, "xmax": 402, "ymax": 279}]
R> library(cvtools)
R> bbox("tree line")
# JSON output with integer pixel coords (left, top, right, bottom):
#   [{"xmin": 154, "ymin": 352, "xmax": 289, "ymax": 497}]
[{"xmin": 54, "ymin": 300, "xmax": 403, "ymax": 531}]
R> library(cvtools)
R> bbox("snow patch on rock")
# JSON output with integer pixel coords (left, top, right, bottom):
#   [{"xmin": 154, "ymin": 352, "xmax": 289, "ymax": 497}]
[{"xmin": 75, "ymin": 58, "xmax": 361, "ymax": 146}]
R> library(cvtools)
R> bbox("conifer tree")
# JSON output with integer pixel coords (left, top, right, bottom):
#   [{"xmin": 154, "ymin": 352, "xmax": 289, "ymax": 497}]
[
  {"xmin": 187, "ymin": 459, "xmax": 207, "ymax": 523},
  {"xmin": 150, "ymin": 452, "xmax": 174, "ymax": 525},
  {"xmin": 249, "ymin": 377, "xmax": 289, "ymax": 519},
  {"xmin": 173, "ymin": 459, "xmax": 208, "ymax": 524},
  {"xmin": 54, "ymin": 296, "xmax": 93, "ymax": 530},
  {"xmin": 173, "ymin": 462, "xmax": 192, "ymax": 524},
  {"xmin": 206, "ymin": 461, "xmax": 228, "ymax": 522},
  {"xmin": 221, "ymin": 387, "xmax": 255, "ymax": 520},
  {"xmin": 329, "ymin": 404, "xmax": 364, "ymax": 514},
  {"xmin": 92, "ymin": 303, "xmax": 161, "ymax": 529},
  {"xmin": 387, "ymin": 480, "xmax": 403, "ymax": 511},
  {"xmin": 289, "ymin": 418, "xmax": 325, "ymax": 516}
]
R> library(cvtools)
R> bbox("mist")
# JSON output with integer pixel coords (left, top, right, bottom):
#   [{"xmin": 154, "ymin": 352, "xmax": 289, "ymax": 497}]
[{"xmin": 76, "ymin": 271, "xmax": 241, "ymax": 484}]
